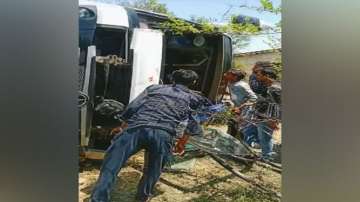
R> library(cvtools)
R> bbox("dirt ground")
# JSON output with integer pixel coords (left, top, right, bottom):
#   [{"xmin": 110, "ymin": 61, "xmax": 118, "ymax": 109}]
[{"xmin": 79, "ymin": 126, "xmax": 281, "ymax": 202}]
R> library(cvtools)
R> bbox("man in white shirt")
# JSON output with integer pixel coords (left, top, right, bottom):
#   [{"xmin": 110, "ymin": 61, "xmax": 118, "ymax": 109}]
[
  {"xmin": 224, "ymin": 69, "xmax": 260, "ymax": 147},
  {"xmin": 225, "ymin": 69, "xmax": 257, "ymax": 107}
]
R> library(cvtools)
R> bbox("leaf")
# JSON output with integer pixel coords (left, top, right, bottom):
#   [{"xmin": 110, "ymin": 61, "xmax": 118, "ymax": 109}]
[
  {"xmin": 259, "ymin": 0, "xmax": 281, "ymax": 14},
  {"xmin": 260, "ymin": 0, "xmax": 274, "ymax": 11}
]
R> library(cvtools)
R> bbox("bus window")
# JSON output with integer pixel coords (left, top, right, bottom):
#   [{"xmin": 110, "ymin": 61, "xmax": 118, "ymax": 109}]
[{"xmin": 94, "ymin": 28, "xmax": 127, "ymax": 60}]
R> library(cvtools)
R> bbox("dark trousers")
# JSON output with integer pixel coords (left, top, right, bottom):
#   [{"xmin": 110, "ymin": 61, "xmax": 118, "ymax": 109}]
[
  {"xmin": 227, "ymin": 118, "xmax": 244, "ymax": 140},
  {"xmin": 90, "ymin": 127, "xmax": 173, "ymax": 202}
]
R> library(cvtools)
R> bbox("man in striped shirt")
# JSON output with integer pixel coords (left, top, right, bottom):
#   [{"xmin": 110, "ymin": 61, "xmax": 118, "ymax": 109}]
[{"xmin": 90, "ymin": 69, "xmax": 212, "ymax": 202}]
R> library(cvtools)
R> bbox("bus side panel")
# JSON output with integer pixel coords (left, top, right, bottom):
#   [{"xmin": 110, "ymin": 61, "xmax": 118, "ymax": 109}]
[
  {"xmin": 129, "ymin": 28, "xmax": 164, "ymax": 101},
  {"xmin": 80, "ymin": 46, "xmax": 97, "ymax": 146}
]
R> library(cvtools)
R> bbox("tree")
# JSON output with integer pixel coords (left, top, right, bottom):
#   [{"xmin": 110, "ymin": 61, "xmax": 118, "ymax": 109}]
[
  {"xmin": 214, "ymin": 0, "xmax": 282, "ymax": 80},
  {"xmin": 128, "ymin": 0, "xmax": 169, "ymax": 14},
  {"xmin": 259, "ymin": 0, "xmax": 282, "ymax": 80},
  {"xmin": 91, "ymin": 0, "xmax": 282, "ymax": 78},
  {"xmin": 221, "ymin": 0, "xmax": 282, "ymax": 43},
  {"xmin": 95, "ymin": 0, "xmax": 170, "ymax": 14},
  {"xmin": 160, "ymin": 14, "xmax": 261, "ymax": 36},
  {"xmin": 259, "ymin": 0, "xmax": 281, "ymax": 14}
]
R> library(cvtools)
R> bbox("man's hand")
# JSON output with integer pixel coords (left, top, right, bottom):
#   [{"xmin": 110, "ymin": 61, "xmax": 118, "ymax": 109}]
[
  {"xmin": 173, "ymin": 134, "xmax": 190, "ymax": 156},
  {"xmin": 239, "ymin": 101, "xmax": 255, "ymax": 109},
  {"xmin": 263, "ymin": 77, "xmax": 274, "ymax": 86},
  {"xmin": 232, "ymin": 102, "xmax": 254, "ymax": 114},
  {"xmin": 232, "ymin": 107, "xmax": 241, "ymax": 114},
  {"xmin": 268, "ymin": 119, "xmax": 280, "ymax": 130},
  {"xmin": 110, "ymin": 126, "xmax": 123, "ymax": 136},
  {"xmin": 110, "ymin": 122, "xmax": 128, "ymax": 138}
]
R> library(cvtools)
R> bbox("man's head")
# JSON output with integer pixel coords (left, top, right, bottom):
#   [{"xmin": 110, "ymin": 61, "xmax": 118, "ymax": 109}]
[
  {"xmin": 255, "ymin": 67, "xmax": 277, "ymax": 86},
  {"xmin": 171, "ymin": 69, "xmax": 199, "ymax": 87},
  {"xmin": 253, "ymin": 61, "xmax": 273, "ymax": 74},
  {"xmin": 263, "ymin": 68, "xmax": 277, "ymax": 80},
  {"xmin": 224, "ymin": 69, "xmax": 246, "ymax": 83}
]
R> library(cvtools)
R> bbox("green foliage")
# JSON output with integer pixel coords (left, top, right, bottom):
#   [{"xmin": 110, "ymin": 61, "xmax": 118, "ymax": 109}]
[
  {"xmin": 113, "ymin": 0, "xmax": 170, "ymax": 14},
  {"xmin": 260, "ymin": 0, "xmax": 281, "ymax": 14},
  {"xmin": 159, "ymin": 17, "xmax": 201, "ymax": 35},
  {"xmin": 111, "ymin": 0, "xmax": 274, "ymax": 37},
  {"xmin": 160, "ymin": 14, "xmax": 260, "ymax": 36},
  {"xmin": 260, "ymin": 0, "xmax": 274, "ymax": 11},
  {"xmin": 201, "ymin": 22, "xmax": 217, "ymax": 33},
  {"xmin": 195, "ymin": 18, "xmax": 217, "ymax": 33},
  {"xmin": 207, "ymin": 106, "xmax": 234, "ymax": 125},
  {"xmin": 160, "ymin": 15, "xmax": 220, "ymax": 35},
  {"xmin": 219, "ymin": 22, "xmax": 260, "ymax": 34},
  {"xmin": 133, "ymin": 0, "xmax": 169, "ymax": 14}
]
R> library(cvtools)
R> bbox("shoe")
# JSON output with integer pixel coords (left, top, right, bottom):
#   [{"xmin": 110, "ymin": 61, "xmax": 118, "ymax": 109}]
[
  {"xmin": 261, "ymin": 152, "xmax": 277, "ymax": 162},
  {"xmin": 250, "ymin": 142, "xmax": 261, "ymax": 149},
  {"xmin": 135, "ymin": 195, "xmax": 151, "ymax": 202}
]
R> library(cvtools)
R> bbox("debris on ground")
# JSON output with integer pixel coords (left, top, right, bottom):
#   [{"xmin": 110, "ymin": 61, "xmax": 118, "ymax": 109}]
[{"xmin": 79, "ymin": 126, "xmax": 281, "ymax": 202}]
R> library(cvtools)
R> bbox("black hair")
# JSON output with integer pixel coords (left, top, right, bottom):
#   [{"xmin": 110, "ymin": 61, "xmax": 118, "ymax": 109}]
[
  {"xmin": 229, "ymin": 69, "xmax": 246, "ymax": 81},
  {"xmin": 261, "ymin": 68, "xmax": 278, "ymax": 80},
  {"xmin": 264, "ymin": 68, "xmax": 277, "ymax": 80},
  {"xmin": 171, "ymin": 69, "xmax": 199, "ymax": 86}
]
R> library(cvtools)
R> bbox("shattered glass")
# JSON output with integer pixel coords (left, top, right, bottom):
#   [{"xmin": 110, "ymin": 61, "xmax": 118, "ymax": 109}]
[
  {"xmin": 189, "ymin": 128, "xmax": 253, "ymax": 158},
  {"xmin": 167, "ymin": 128, "xmax": 254, "ymax": 171}
]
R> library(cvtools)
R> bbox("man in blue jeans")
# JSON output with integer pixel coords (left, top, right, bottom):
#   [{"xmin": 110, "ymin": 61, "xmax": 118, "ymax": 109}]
[
  {"xmin": 249, "ymin": 64, "xmax": 280, "ymax": 161},
  {"xmin": 90, "ymin": 69, "xmax": 212, "ymax": 202},
  {"xmin": 223, "ymin": 69, "xmax": 258, "ymax": 143},
  {"xmin": 236, "ymin": 62, "xmax": 280, "ymax": 161}
]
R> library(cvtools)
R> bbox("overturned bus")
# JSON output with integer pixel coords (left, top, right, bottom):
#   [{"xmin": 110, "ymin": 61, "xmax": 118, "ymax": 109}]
[{"xmin": 78, "ymin": 1, "xmax": 233, "ymax": 157}]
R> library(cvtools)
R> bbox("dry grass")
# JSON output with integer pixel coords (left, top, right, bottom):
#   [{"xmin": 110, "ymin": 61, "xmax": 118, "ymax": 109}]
[
  {"xmin": 79, "ymin": 125, "xmax": 282, "ymax": 202},
  {"xmin": 79, "ymin": 153, "xmax": 281, "ymax": 202}
]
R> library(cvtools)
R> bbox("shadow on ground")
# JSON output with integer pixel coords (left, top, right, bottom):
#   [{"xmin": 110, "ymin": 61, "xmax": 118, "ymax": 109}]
[
  {"xmin": 79, "ymin": 150, "xmax": 281, "ymax": 202},
  {"xmin": 80, "ymin": 161, "xmax": 166, "ymax": 202}
]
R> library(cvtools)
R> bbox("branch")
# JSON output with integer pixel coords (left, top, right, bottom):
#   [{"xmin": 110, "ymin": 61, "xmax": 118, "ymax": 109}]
[{"xmin": 209, "ymin": 153, "xmax": 282, "ymax": 199}]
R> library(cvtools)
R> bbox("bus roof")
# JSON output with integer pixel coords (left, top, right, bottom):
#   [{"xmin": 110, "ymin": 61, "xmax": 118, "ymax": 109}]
[{"xmin": 79, "ymin": 0, "xmax": 129, "ymax": 28}]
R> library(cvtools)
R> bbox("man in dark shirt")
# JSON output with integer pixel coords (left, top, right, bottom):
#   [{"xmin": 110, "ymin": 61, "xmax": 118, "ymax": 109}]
[
  {"xmin": 251, "ymin": 65, "xmax": 281, "ymax": 160},
  {"xmin": 90, "ymin": 69, "xmax": 212, "ymax": 202},
  {"xmin": 238, "ymin": 61, "xmax": 281, "ymax": 161}
]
